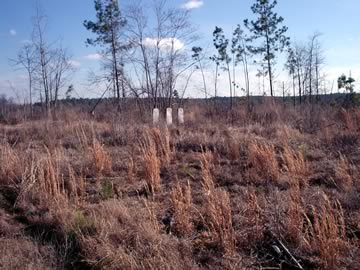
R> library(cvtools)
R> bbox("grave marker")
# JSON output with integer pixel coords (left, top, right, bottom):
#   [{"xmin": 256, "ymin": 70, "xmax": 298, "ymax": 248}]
[
  {"xmin": 153, "ymin": 108, "xmax": 159, "ymax": 124},
  {"xmin": 166, "ymin": 108, "xmax": 172, "ymax": 125},
  {"xmin": 178, "ymin": 108, "xmax": 184, "ymax": 124}
]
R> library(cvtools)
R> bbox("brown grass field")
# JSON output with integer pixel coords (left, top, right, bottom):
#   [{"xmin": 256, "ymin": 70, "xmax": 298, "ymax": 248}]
[{"xmin": 0, "ymin": 100, "xmax": 359, "ymax": 269}]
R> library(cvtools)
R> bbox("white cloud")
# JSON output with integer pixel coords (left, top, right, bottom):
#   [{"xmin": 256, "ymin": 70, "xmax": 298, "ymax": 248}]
[
  {"xmin": 181, "ymin": 0, "xmax": 204, "ymax": 10},
  {"xmin": 9, "ymin": 29, "xmax": 17, "ymax": 36},
  {"xmin": 143, "ymin": 37, "xmax": 185, "ymax": 51},
  {"xmin": 68, "ymin": 60, "xmax": 81, "ymax": 68},
  {"xmin": 85, "ymin": 53, "xmax": 102, "ymax": 60}
]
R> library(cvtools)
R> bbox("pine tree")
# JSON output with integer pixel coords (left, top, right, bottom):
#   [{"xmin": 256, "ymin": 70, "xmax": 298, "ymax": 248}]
[
  {"xmin": 285, "ymin": 47, "xmax": 297, "ymax": 106},
  {"xmin": 192, "ymin": 47, "xmax": 208, "ymax": 101},
  {"xmin": 84, "ymin": 0, "xmax": 127, "ymax": 100},
  {"xmin": 244, "ymin": 0, "xmax": 290, "ymax": 96},
  {"xmin": 338, "ymin": 75, "xmax": 355, "ymax": 93},
  {"xmin": 232, "ymin": 24, "xmax": 250, "ymax": 109},
  {"xmin": 212, "ymin": 27, "xmax": 233, "ymax": 109}
]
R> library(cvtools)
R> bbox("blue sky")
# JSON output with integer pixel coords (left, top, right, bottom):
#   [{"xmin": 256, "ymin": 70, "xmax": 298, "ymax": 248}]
[{"xmin": 1, "ymin": 0, "xmax": 359, "ymax": 99}]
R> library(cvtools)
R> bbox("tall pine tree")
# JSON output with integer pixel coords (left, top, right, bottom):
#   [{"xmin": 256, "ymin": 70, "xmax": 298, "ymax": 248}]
[
  {"xmin": 244, "ymin": 0, "xmax": 289, "ymax": 96},
  {"xmin": 212, "ymin": 27, "xmax": 233, "ymax": 109},
  {"xmin": 84, "ymin": 0, "xmax": 127, "ymax": 100}
]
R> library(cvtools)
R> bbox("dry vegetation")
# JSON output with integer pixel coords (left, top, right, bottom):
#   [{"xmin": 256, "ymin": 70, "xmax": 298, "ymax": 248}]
[{"xmin": 0, "ymin": 101, "xmax": 360, "ymax": 269}]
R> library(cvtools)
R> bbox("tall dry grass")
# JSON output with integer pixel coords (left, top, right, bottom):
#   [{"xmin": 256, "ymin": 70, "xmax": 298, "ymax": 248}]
[
  {"xmin": 89, "ymin": 140, "xmax": 112, "ymax": 177},
  {"xmin": 334, "ymin": 154, "xmax": 353, "ymax": 191},
  {"xmin": 75, "ymin": 200, "xmax": 197, "ymax": 269},
  {"xmin": 0, "ymin": 143, "xmax": 23, "ymax": 184},
  {"xmin": 0, "ymin": 102, "xmax": 359, "ymax": 269},
  {"xmin": 139, "ymin": 134, "xmax": 161, "ymax": 195},
  {"xmin": 200, "ymin": 152, "xmax": 235, "ymax": 254},
  {"xmin": 149, "ymin": 127, "xmax": 172, "ymax": 165},
  {"xmin": 247, "ymin": 140, "xmax": 279, "ymax": 181},
  {"xmin": 281, "ymin": 143, "xmax": 308, "ymax": 187},
  {"xmin": 304, "ymin": 192, "xmax": 348, "ymax": 269},
  {"xmin": 237, "ymin": 190, "xmax": 265, "ymax": 248},
  {"xmin": 170, "ymin": 181, "xmax": 193, "ymax": 237}
]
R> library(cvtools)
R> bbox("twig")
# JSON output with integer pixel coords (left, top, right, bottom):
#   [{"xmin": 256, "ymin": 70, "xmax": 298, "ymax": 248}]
[{"xmin": 269, "ymin": 230, "xmax": 304, "ymax": 270}]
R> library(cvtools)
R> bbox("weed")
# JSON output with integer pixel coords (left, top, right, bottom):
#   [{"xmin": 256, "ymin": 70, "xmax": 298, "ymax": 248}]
[
  {"xmin": 101, "ymin": 179, "xmax": 114, "ymax": 200},
  {"xmin": 170, "ymin": 181, "xmax": 193, "ymax": 237}
]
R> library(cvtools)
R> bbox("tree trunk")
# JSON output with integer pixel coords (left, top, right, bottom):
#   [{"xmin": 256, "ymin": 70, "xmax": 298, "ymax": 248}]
[
  {"xmin": 293, "ymin": 75, "xmax": 296, "ymax": 107},
  {"xmin": 28, "ymin": 73, "xmax": 33, "ymax": 116},
  {"xmin": 226, "ymin": 62, "xmax": 233, "ymax": 110},
  {"xmin": 265, "ymin": 33, "xmax": 273, "ymax": 97},
  {"xmin": 297, "ymin": 67, "xmax": 302, "ymax": 104},
  {"xmin": 315, "ymin": 56, "xmax": 319, "ymax": 102},
  {"xmin": 199, "ymin": 60, "xmax": 207, "ymax": 104},
  {"xmin": 242, "ymin": 39, "xmax": 250, "ymax": 111}
]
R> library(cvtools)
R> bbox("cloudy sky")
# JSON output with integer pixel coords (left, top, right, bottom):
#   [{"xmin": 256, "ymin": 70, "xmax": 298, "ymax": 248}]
[{"xmin": 1, "ymin": 0, "xmax": 359, "ymax": 100}]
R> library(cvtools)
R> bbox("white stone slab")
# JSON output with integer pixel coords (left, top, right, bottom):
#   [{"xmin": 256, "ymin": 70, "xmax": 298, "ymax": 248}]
[
  {"xmin": 153, "ymin": 108, "xmax": 159, "ymax": 124},
  {"xmin": 166, "ymin": 108, "xmax": 172, "ymax": 125},
  {"xmin": 178, "ymin": 108, "xmax": 184, "ymax": 124}
]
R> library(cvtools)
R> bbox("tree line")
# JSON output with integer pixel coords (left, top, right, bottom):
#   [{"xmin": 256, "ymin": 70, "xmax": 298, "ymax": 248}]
[{"xmin": 11, "ymin": 0, "xmax": 356, "ymax": 115}]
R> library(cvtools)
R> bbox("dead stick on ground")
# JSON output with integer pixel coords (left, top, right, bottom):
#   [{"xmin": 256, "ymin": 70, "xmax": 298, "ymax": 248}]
[{"xmin": 273, "ymin": 233, "xmax": 304, "ymax": 270}]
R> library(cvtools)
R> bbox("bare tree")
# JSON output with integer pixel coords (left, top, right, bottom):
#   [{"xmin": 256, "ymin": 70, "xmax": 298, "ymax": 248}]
[
  {"xmin": 125, "ymin": 0, "xmax": 198, "ymax": 111},
  {"xmin": 286, "ymin": 43, "xmax": 308, "ymax": 104},
  {"xmin": 10, "ymin": 43, "xmax": 37, "ymax": 114},
  {"xmin": 313, "ymin": 35, "xmax": 325, "ymax": 101},
  {"xmin": 50, "ymin": 47, "xmax": 73, "ymax": 107},
  {"xmin": 31, "ymin": 3, "xmax": 75, "ymax": 115},
  {"xmin": 305, "ymin": 32, "xmax": 322, "ymax": 102},
  {"xmin": 286, "ymin": 33, "xmax": 325, "ymax": 105}
]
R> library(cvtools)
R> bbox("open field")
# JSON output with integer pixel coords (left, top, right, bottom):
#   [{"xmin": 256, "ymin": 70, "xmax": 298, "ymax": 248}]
[
  {"xmin": 2, "ymin": 0, "xmax": 359, "ymax": 268},
  {"xmin": 0, "ymin": 102, "xmax": 360, "ymax": 269}
]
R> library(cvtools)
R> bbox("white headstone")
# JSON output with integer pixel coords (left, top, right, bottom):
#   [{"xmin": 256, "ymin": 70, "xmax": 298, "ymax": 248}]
[
  {"xmin": 166, "ymin": 108, "xmax": 172, "ymax": 125},
  {"xmin": 178, "ymin": 108, "xmax": 184, "ymax": 124},
  {"xmin": 153, "ymin": 108, "xmax": 159, "ymax": 125}
]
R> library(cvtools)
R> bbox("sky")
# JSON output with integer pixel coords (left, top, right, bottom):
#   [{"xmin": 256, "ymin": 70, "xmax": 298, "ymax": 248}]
[{"xmin": 1, "ymin": 0, "xmax": 360, "ymax": 101}]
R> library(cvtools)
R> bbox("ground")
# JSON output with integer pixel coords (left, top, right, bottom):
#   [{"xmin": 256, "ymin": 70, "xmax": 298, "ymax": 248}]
[{"xmin": 0, "ymin": 102, "xmax": 359, "ymax": 269}]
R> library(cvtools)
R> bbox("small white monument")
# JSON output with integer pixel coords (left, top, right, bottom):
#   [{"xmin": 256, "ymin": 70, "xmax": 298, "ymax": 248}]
[
  {"xmin": 166, "ymin": 108, "xmax": 172, "ymax": 125},
  {"xmin": 178, "ymin": 108, "xmax": 184, "ymax": 124},
  {"xmin": 153, "ymin": 108, "xmax": 159, "ymax": 125}
]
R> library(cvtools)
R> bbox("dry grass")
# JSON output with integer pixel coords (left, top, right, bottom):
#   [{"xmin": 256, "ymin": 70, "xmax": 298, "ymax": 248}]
[
  {"xmin": 304, "ymin": 192, "xmax": 349, "ymax": 269},
  {"xmin": 334, "ymin": 154, "xmax": 353, "ymax": 191},
  {"xmin": 0, "ymin": 143, "xmax": 23, "ymax": 184},
  {"xmin": 90, "ymin": 140, "xmax": 112, "ymax": 176},
  {"xmin": 0, "ymin": 102, "xmax": 359, "ymax": 269},
  {"xmin": 247, "ymin": 140, "xmax": 279, "ymax": 182},
  {"xmin": 127, "ymin": 157, "xmax": 136, "ymax": 183},
  {"xmin": 139, "ymin": 133, "xmax": 161, "ymax": 195},
  {"xmin": 281, "ymin": 143, "xmax": 308, "ymax": 187},
  {"xmin": 282, "ymin": 144, "xmax": 306, "ymax": 175},
  {"xmin": 75, "ymin": 200, "xmax": 197, "ymax": 269},
  {"xmin": 149, "ymin": 127, "xmax": 172, "ymax": 165},
  {"xmin": 236, "ymin": 190, "xmax": 265, "ymax": 248},
  {"xmin": 0, "ymin": 237, "xmax": 57, "ymax": 270},
  {"xmin": 200, "ymin": 152, "xmax": 235, "ymax": 254},
  {"xmin": 170, "ymin": 181, "xmax": 193, "ymax": 237}
]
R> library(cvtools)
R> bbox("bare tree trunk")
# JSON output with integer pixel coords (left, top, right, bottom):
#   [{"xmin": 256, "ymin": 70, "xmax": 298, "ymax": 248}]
[
  {"xmin": 214, "ymin": 63, "xmax": 219, "ymax": 98},
  {"xmin": 282, "ymin": 81, "xmax": 285, "ymax": 104},
  {"xmin": 242, "ymin": 39, "xmax": 250, "ymax": 110},
  {"xmin": 265, "ymin": 32, "xmax": 274, "ymax": 97},
  {"xmin": 198, "ymin": 60, "xmax": 207, "ymax": 103},
  {"xmin": 315, "ymin": 55, "xmax": 319, "ymax": 102},
  {"xmin": 297, "ymin": 67, "xmax": 302, "ymax": 104},
  {"xmin": 226, "ymin": 62, "xmax": 233, "ymax": 110},
  {"xmin": 293, "ymin": 75, "xmax": 296, "ymax": 107}
]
